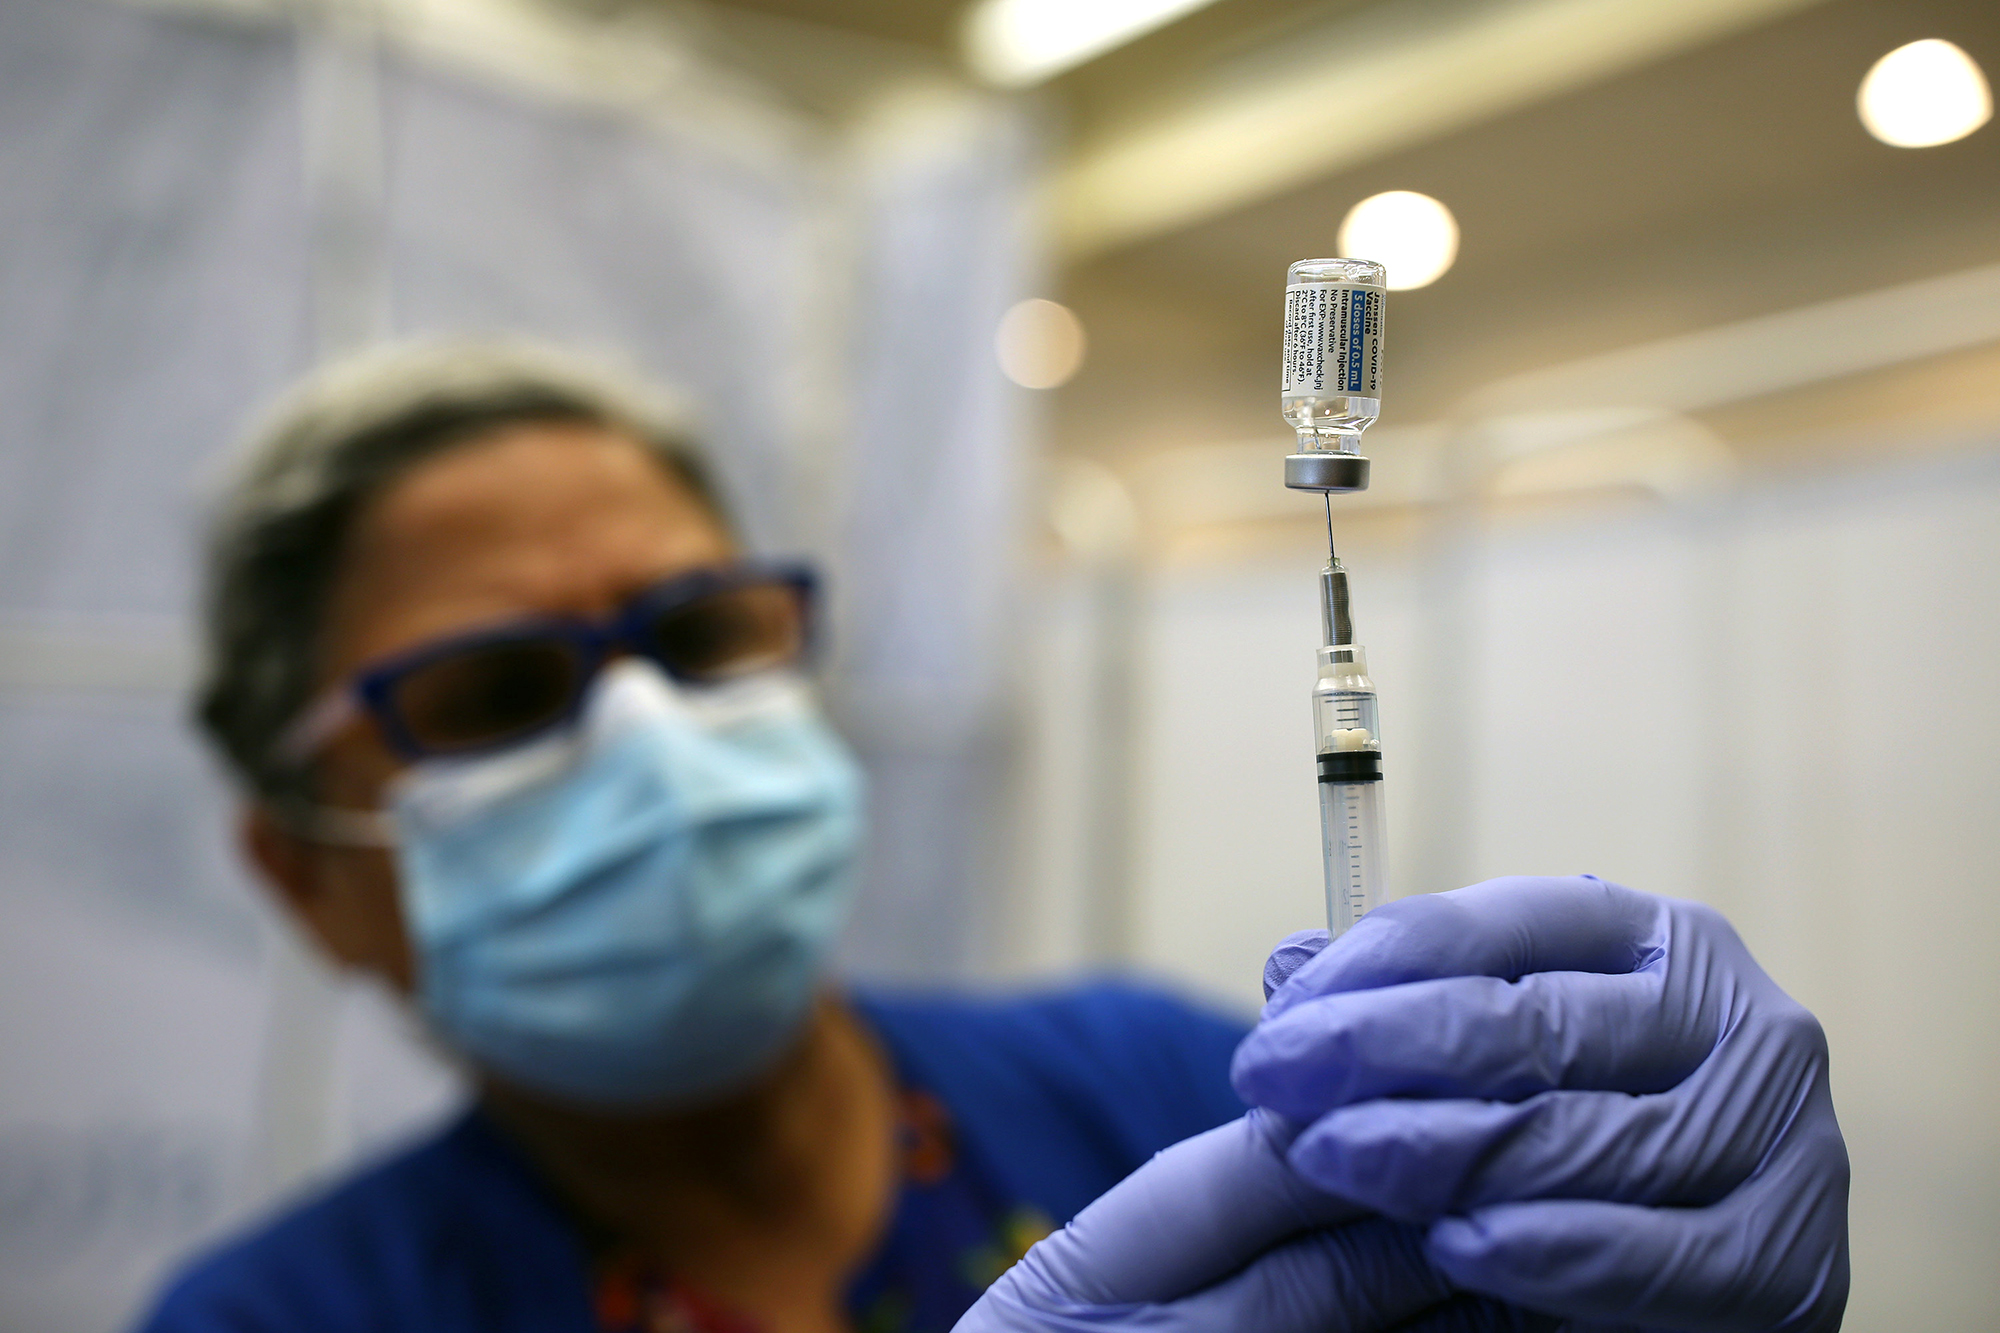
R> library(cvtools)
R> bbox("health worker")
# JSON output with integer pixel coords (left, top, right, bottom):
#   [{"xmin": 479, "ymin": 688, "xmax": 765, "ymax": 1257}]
[{"xmin": 139, "ymin": 342, "xmax": 1849, "ymax": 1333}]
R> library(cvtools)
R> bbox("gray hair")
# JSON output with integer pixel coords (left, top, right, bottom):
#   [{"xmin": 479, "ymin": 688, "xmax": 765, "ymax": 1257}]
[{"xmin": 195, "ymin": 339, "xmax": 727, "ymax": 803}]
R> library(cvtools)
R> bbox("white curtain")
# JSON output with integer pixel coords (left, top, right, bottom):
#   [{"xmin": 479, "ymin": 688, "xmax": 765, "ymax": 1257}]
[{"xmin": 0, "ymin": 2, "xmax": 1036, "ymax": 1328}]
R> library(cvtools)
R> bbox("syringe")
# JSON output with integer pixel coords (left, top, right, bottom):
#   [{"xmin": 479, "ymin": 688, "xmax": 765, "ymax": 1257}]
[{"xmin": 1281, "ymin": 257, "xmax": 1388, "ymax": 936}]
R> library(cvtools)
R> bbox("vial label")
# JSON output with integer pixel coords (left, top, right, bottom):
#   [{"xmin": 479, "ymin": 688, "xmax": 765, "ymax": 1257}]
[{"xmin": 1283, "ymin": 283, "xmax": 1384, "ymax": 398}]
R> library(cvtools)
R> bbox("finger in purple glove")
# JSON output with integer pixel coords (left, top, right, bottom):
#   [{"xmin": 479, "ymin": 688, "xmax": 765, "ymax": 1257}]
[
  {"xmin": 1427, "ymin": 1161, "xmax": 1848, "ymax": 1333},
  {"xmin": 1024, "ymin": 1109, "xmax": 1363, "ymax": 1305},
  {"xmin": 957, "ymin": 1113, "xmax": 1475, "ymax": 1333},
  {"xmin": 1261, "ymin": 876, "xmax": 1660, "ymax": 1021}
]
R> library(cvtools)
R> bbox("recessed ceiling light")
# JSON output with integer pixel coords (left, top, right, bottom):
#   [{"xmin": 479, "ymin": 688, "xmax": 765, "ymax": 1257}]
[
  {"xmin": 1858, "ymin": 39, "xmax": 1991, "ymax": 148},
  {"xmin": 1337, "ymin": 192, "xmax": 1460, "ymax": 291}
]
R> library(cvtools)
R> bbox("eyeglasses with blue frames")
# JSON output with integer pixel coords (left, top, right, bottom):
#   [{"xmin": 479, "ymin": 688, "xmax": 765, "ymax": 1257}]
[{"xmin": 276, "ymin": 559, "xmax": 819, "ymax": 764}]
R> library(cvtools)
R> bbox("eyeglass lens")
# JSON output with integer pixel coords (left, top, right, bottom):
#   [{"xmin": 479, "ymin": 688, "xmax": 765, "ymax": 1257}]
[
  {"xmin": 386, "ymin": 582, "xmax": 806, "ymax": 753},
  {"xmin": 389, "ymin": 638, "xmax": 586, "ymax": 754},
  {"xmin": 644, "ymin": 583, "xmax": 804, "ymax": 682}
]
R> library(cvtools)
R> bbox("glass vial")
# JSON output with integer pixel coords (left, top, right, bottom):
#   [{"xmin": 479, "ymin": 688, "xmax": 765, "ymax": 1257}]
[{"xmin": 1282, "ymin": 258, "xmax": 1387, "ymax": 454}]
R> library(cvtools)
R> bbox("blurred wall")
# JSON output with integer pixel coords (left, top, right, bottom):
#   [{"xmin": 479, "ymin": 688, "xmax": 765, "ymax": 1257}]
[
  {"xmin": 0, "ymin": 1, "xmax": 1035, "ymax": 1328},
  {"xmin": 1114, "ymin": 440, "xmax": 2000, "ymax": 1330}
]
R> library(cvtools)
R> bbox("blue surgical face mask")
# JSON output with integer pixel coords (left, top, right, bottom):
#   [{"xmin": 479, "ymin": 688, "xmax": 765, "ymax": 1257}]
[{"xmin": 386, "ymin": 658, "xmax": 866, "ymax": 1107}]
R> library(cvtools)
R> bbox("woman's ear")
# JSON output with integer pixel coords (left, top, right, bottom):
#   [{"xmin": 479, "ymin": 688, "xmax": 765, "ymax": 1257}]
[
  {"xmin": 242, "ymin": 803, "xmax": 320, "ymax": 914},
  {"xmin": 238, "ymin": 804, "xmax": 415, "ymax": 990}
]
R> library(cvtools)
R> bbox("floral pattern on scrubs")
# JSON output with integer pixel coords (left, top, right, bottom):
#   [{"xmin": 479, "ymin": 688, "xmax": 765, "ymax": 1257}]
[{"xmin": 592, "ymin": 1085, "xmax": 1052, "ymax": 1333}]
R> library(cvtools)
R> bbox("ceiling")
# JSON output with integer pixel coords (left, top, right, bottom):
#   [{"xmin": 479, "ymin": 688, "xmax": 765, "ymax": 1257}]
[{"xmin": 688, "ymin": 0, "xmax": 2000, "ymax": 527}]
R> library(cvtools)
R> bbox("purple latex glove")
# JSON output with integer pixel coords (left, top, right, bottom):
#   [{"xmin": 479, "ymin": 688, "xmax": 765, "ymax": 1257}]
[
  {"xmin": 953, "ymin": 1109, "xmax": 1555, "ymax": 1333},
  {"xmin": 1234, "ymin": 876, "xmax": 1849, "ymax": 1333}
]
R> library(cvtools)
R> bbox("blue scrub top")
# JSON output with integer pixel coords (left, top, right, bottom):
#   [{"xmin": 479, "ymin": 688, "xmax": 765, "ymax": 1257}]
[{"xmin": 138, "ymin": 981, "xmax": 1249, "ymax": 1333}]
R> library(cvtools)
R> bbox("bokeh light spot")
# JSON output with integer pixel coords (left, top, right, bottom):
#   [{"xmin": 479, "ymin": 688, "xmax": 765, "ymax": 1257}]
[
  {"xmin": 1858, "ymin": 39, "xmax": 1991, "ymax": 148},
  {"xmin": 996, "ymin": 299, "xmax": 1087, "ymax": 390},
  {"xmin": 1336, "ymin": 191, "xmax": 1459, "ymax": 291}
]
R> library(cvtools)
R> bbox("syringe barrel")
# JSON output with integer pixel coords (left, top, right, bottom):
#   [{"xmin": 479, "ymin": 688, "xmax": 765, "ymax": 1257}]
[
  {"xmin": 1319, "ymin": 779, "xmax": 1385, "ymax": 935},
  {"xmin": 1313, "ymin": 642, "xmax": 1383, "ymax": 936}
]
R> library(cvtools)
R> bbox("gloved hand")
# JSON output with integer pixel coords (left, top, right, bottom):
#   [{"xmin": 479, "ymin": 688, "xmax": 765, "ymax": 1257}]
[
  {"xmin": 952, "ymin": 1107, "xmax": 1554, "ymax": 1333},
  {"xmin": 1233, "ymin": 876, "xmax": 1849, "ymax": 1332}
]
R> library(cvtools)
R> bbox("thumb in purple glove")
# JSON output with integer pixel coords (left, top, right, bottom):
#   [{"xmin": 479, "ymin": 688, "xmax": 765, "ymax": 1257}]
[
  {"xmin": 953, "ymin": 1109, "xmax": 1551, "ymax": 1333},
  {"xmin": 1264, "ymin": 929, "xmax": 1332, "ymax": 1000}
]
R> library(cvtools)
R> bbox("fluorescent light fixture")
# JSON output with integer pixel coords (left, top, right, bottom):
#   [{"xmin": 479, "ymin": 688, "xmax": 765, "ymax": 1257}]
[
  {"xmin": 1338, "ymin": 191, "xmax": 1459, "ymax": 290},
  {"xmin": 1052, "ymin": 0, "xmax": 1828, "ymax": 259},
  {"xmin": 996, "ymin": 299, "xmax": 1088, "ymax": 388},
  {"xmin": 1858, "ymin": 39, "xmax": 1991, "ymax": 148},
  {"xmin": 964, "ymin": 0, "xmax": 1220, "ymax": 87}
]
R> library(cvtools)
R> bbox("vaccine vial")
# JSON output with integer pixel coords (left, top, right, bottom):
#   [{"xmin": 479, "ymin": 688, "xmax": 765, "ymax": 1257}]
[{"xmin": 1282, "ymin": 258, "xmax": 1386, "ymax": 455}]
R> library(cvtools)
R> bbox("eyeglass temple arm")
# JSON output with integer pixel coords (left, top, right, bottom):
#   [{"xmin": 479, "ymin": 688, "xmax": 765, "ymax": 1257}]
[{"xmin": 273, "ymin": 687, "xmax": 362, "ymax": 768}]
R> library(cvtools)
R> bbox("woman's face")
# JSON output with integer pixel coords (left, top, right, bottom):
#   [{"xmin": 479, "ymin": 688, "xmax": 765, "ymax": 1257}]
[{"xmin": 246, "ymin": 420, "xmax": 735, "ymax": 991}]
